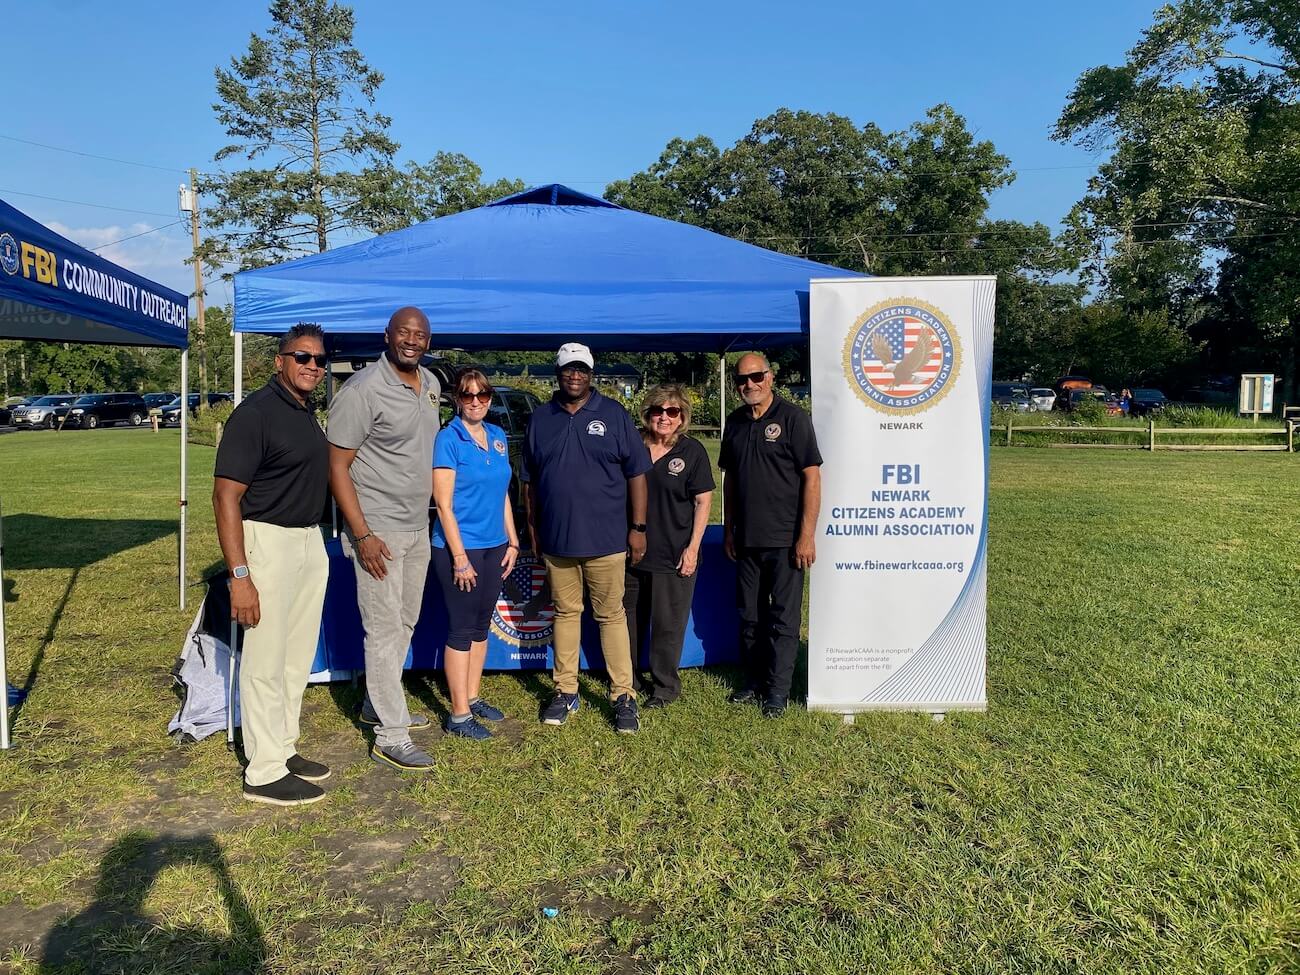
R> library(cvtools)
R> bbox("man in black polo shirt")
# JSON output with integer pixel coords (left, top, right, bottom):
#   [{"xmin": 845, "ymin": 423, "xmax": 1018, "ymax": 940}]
[
  {"xmin": 213, "ymin": 323, "xmax": 331, "ymax": 806},
  {"xmin": 720, "ymin": 352, "xmax": 822, "ymax": 717},
  {"xmin": 523, "ymin": 342, "xmax": 652, "ymax": 733}
]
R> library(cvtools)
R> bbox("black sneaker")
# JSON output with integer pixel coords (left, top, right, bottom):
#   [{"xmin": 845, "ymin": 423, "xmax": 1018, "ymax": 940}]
[
  {"xmin": 729, "ymin": 688, "xmax": 760, "ymax": 705},
  {"xmin": 613, "ymin": 694, "xmax": 640, "ymax": 734},
  {"xmin": 286, "ymin": 754, "xmax": 331, "ymax": 782},
  {"xmin": 242, "ymin": 773, "xmax": 325, "ymax": 807},
  {"xmin": 643, "ymin": 696, "xmax": 671, "ymax": 709},
  {"xmin": 762, "ymin": 698, "xmax": 788, "ymax": 719},
  {"xmin": 541, "ymin": 692, "xmax": 580, "ymax": 726}
]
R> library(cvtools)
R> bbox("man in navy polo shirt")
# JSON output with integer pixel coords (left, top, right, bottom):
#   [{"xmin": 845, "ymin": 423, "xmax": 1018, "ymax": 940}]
[{"xmin": 523, "ymin": 342, "xmax": 652, "ymax": 733}]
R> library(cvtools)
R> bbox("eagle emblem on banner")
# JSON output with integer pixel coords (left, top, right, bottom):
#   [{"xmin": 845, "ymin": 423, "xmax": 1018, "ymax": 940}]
[
  {"xmin": 843, "ymin": 298, "xmax": 961, "ymax": 415},
  {"xmin": 491, "ymin": 553, "xmax": 555, "ymax": 645}
]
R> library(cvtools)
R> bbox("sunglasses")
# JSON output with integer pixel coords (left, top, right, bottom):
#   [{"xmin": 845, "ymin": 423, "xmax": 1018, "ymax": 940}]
[
  {"xmin": 286, "ymin": 350, "xmax": 328, "ymax": 368},
  {"xmin": 458, "ymin": 390, "xmax": 492, "ymax": 404},
  {"xmin": 647, "ymin": 405, "xmax": 682, "ymax": 419},
  {"xmin": 734, "ymin": 370, "xmax": 769, "ymax": 387}
]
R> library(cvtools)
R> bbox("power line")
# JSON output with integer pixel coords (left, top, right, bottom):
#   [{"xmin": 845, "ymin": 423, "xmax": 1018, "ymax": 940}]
[
  {"xmin": 0, "ymin": 133, "xmax": 186, "ymax": 174},
  {"xmin": 0, "ymin": 188, "xmax": 177, "ymax": 219},
  {"xmin": 88, "ymin": 220, "xmax": 186, "ymax": 252}
]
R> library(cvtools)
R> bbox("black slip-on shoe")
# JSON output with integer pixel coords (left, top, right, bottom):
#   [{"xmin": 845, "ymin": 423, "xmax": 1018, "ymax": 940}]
[
  {"xmin": 242, "ymin": 773, "xmax": 325, "ymax": 807},
  {"xmin": 286, "ymin": 754, "xmax": 331, "ymax": 782},
  {"xmin": 728, "ymin": 688, "xmax": 760, "ymax": 705},
  {"xmin": 761, "ymin": 698, "xmax": 789, "ymax": 719}
]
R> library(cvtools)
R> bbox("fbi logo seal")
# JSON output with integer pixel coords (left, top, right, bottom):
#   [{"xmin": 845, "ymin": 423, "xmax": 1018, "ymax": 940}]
[{"xmin": 843, "ymin": 298, "xmax": 961, "ymax": 415}]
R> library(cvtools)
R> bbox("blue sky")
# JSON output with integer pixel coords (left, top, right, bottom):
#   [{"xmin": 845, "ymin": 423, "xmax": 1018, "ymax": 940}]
[{"xmin": 2, "ymin": 0, "xmax": 1156, "ymax": 304}]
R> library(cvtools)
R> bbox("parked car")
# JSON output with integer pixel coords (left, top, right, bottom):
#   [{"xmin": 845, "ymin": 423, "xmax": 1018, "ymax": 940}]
[
  {"xmin": 1053, "ymin": 375, "xmax": 1093, "ymax": 408},
  {"xmin": 1180, "ymin": 386, "xmax": 1234, "ymax": 407},
  {"xmin": 64, "ymin": 392, "xmax": 150, "ymax": 429},
  {"xmin": 11, "ymin": 394, "xmax": 77, "ymax": 429},
  {"xmin": 160, "ymin": 392, "xmax": 234, "ymax": 425},
  {"xmin": 992, "ymin": 382, "xmax": 1031, "ymax": 412},
  {"xmin": 1028, "ymin": 388, "xmax": 1056, "ymax": 411},
  {"xmin": 1064, "ymin": 388, "xmax": 1110, "ymax": 413},
  {"xmin": 1128, "ymin": 388, "xmax": 1167, "ymax": 418},
  {"xmin": 143, "ymin": 392, "xmax": 178, "ymax": 411}
]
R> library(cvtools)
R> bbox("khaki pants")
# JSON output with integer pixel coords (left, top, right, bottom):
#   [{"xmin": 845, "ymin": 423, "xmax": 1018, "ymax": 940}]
[
  {"xmin": 544, "ymin": 552, "xmax": 634, "ymax": 700},
  {"xmin": 239, "ymin": 520, "xmax": 329, "ymax": 787}
]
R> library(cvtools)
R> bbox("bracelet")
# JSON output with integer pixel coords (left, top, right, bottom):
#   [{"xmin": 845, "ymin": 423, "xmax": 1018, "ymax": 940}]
[
  {"xmin": 355, "ymin": 532, "xmax": 373, "ymax": 544},
  {"xmin": 454, "ymin": 565, "xmax": 472, "ymax": 575},
  {"xmin": 507, "ymin": 543, "xmax": 519, "ymax": 550}
]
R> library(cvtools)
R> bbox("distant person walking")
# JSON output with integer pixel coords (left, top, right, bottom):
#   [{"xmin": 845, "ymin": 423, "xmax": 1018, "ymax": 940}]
[
  {"xmin": 213, "ymin": 323, "xmax": 331, "ymax": 806},
  {"xmin": 721, "ymin": 353, "xmax": 822, "ymax": 717},
  {"xmin": 523, "ymin": 342, "xmax": 652, "ymax": 733},
  {"xmin": 431, "ymin": 369, "xmax": 520, "ymax": 739},
  {"xmin": 623, "ymin": 384, "xmax": 713, "ymax": 707},
  {"xmin": 328, "ymin": 307, "xmax": 441, "ymax": 771}
]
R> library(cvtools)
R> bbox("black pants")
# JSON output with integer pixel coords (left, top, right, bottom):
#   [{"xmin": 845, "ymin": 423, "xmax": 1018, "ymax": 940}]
[
  {"xmin": 624, "ymin": 568, "xmax": 697, "ymax": 702},
  {"xmin": 431, "ymin": 543, "xmax": 508, "ymax": 651},
  {"xmin": 735, "ymin": 546, "xmax": 803, "ymax": 703}
]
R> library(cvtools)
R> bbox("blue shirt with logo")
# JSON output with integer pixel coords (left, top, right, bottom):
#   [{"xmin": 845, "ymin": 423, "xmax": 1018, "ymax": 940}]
[
  {"xmin": 522, "ymin": 390, "xmax": 652, "ymax": 558},
  {"xmin": 432, "ymin": 417, "xmax": 512, "ymax": 550}
]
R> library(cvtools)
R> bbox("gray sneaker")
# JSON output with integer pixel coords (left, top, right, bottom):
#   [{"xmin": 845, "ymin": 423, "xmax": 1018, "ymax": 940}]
[
  {"xmin": 370, "ymin": 742, "xmax": 434, "ymax": 771},
  {"xmin": 359, "ymin": 706, "xmax": 432, "ymax": 731}
]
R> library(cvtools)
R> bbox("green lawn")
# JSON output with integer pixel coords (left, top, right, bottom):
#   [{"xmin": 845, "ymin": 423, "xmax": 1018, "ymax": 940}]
[{"xmin": 1, "ymin": 429, "xmax": 1298, "ymax": 974}]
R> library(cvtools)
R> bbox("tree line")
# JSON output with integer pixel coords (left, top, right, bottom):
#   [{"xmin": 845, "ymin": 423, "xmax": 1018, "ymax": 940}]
[{"xmin": 3, "ymin": 0, "xmax": 1294, "ymax": 403}]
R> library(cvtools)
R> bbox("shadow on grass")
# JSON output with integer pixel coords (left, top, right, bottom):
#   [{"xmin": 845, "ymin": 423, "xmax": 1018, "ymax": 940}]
[
  {"xmin": 2, "ymin": 514, "xmax": 176, "ymax": 571},
  {"xmin": 9, "ymin": 566, "xmax": 80, "ymax": 732},
  {"xmin": 42, "ymin": 832, "xmax": 266, "ymax": 974}
]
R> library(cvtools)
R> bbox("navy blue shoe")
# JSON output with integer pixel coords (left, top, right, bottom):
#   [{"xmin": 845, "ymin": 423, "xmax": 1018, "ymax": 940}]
[
  {"xmin": 541, "ymin": 692, "xmax": 580, "ymax": 726},
  {"xmin": 469, "ymin": 698, "xmax": 505, "ymax": 722},
  {"xmin": 445, "ymin": 716, "xmax": 493, "ymax": 740}
]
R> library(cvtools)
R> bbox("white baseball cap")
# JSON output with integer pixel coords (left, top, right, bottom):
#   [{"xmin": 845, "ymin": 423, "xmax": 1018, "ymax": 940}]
[{"xmin": 556, "ymin": 342, "xmax": 594, "ymax": 369}]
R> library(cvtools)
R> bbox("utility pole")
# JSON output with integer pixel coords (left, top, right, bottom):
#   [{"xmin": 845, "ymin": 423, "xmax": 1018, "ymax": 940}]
[{"xmin": 181, "ymin": 170, "xmax": 208, "ymax": 411}]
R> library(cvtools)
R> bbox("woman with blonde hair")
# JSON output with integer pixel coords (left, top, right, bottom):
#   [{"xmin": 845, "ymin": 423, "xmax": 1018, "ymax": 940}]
[
  {"xmin": 431, "ymin": 368, "xmax": 520, "ymax": 738},
  {"xmin": 623, "ymin": 383, "xmax": 714, "ymax": 707}
]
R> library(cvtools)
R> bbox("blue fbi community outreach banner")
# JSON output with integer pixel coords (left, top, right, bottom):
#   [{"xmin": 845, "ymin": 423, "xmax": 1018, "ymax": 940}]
[{"xmin": 808, "ymin": 277, "xmax": 994, "ymax": 711}]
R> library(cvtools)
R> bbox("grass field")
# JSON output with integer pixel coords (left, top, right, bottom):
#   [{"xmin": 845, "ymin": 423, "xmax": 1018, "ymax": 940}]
[{"xmin": 1, "ymin": 429, "xmax": 1299, "ymax": 973}]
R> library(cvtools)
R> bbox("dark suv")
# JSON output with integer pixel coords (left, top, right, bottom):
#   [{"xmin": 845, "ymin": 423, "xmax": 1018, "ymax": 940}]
[{"xmin": 65, "ymin": 393, "xmax": 150, "ymax": 429}]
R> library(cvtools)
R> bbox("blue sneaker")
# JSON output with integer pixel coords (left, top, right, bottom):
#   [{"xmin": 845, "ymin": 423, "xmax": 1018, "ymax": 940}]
[
  {"xmin": 541, "ymin": 691, "xmax": 580, "ymax": 726},
  {"xmin": 445, "ymin": 716, "xmax": 493, "ymax": 740},
  {"xmin": 469, "ymin": 698, "xmax": 505, "ymax": 722}
]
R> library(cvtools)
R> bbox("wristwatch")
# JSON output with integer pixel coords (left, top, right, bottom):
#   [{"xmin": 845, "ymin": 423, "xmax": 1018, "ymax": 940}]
[
  {"xmin": 231, "ymin": 565, "xmax": 250, "ymax": 580},
  {"xmin": 631, "ymin": 523, "xmax": 647, "ymax": 533}
]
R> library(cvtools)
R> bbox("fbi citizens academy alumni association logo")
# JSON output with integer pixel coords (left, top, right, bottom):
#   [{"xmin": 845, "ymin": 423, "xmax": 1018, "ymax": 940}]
[
  {"xmin": 492, "ymin": 553, "xmax": 555, "ymax": 646},
  {"xmin": 843, "ymin": 298, "xmax": 962, "ymax": 415}
]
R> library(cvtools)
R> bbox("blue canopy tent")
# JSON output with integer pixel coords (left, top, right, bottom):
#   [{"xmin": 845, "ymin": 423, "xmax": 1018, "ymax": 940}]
[
  {"xmin": 232, "ymin": 183, "xmax": 859, "ymax": 358},
  {"xmin": 229, "ymin": 184, "xmax": 860, "ymax": 683},
  {"xmin": 0, "ymin": 197, "xmax": 189, "ymax": 749}
]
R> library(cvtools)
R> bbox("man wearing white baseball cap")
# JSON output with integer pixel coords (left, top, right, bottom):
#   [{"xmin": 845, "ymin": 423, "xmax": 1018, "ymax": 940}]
[{"xmin": 522, "ymin": 342, "xmax": 652, "ymax": 732}]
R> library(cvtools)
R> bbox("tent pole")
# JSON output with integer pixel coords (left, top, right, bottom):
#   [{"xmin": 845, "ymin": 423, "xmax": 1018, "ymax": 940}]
[
  {"xmin": 179, "ymin": 348, "xmax": 189, "ymax": 611},
  {"xmin": 0, "ymin": 498, "xmax": 11, "ymax": 750},
  {"xmin": 233, "ymin": 331, "xmax": 243, "ymax": 404},
  {"xmin": 718, "ymin": 353, "xmax": 726, "ymax": 524},
  {"xmin": 227, "ymin": 617, "xmax": 238, "ymax": 748}
]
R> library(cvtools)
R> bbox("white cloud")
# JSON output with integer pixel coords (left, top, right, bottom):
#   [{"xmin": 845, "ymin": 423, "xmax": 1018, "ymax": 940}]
[{"xmin": 46, "ymin": 219, "xmax": 198, "ymax": 302}]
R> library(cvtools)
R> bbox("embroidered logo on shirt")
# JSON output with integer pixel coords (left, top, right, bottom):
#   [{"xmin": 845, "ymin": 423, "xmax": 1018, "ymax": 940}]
[
  {"xmin": 587, "ymin": 420, "xmax": 606, "ymax": 437},
  {"xmin": 667, "ymin": 457, "xmax": 686, "ymax": 476},
  {"xmin": 764, "ymin": 423, "xmax": 782, "ymax": 441},
  {"xmin": 427, "ymin": 391, "xmax": 438, "ymax": 409},
  {"xmin": 493, "ymin": 439, "xmax": 507, "ymax": 454}
]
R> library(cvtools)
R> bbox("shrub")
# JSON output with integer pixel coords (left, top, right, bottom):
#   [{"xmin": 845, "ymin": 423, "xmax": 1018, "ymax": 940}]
[{"xmin": 189, "ymin": 400, "xmax": 236, "ymax": 447}]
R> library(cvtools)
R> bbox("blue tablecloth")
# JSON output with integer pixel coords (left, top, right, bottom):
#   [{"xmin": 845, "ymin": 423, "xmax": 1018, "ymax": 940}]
[{"xmin": 308, "ymin": 524, "xmax": 738, "ymax": 681}]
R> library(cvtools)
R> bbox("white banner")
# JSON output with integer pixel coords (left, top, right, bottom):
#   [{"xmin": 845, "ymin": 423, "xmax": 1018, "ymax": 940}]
[{"xmin": 808, "ymin": 277, "xmax": 994, "ymax": 712}]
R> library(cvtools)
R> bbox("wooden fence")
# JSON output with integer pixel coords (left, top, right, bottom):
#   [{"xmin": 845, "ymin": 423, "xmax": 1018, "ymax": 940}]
[{"xmin": 993, "ymin": 415, "xmax": 1297, "ymax": 452}]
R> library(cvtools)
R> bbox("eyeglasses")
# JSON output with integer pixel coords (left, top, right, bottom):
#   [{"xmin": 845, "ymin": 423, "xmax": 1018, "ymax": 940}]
[
  {"xmin": 734, "ymin": 370, "xmax": 769, "ymax": 387},
  {"xmin": 458, "ymin": 390, "xmax": 492, "ymax": 404},
  {"xmin": 647, "ymin": 405, "xmax": 682, "ymax": 419},
  {"xmin": 559, "ymin": 364, "xmax": 593, "ymax": 376},
  {"xmin": 287, "ymin": 351, "xmax": 328, "ymax": 368}
]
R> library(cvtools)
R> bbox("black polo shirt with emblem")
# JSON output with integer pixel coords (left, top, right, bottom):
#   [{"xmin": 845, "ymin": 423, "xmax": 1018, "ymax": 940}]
[
  {"xmin": 719, "ymin": 394, "xmax": 822, "ymax": 548},
  {"xmin": 214, "ymin": 378, "xmax": 329, "ymax": 527},
  {"xmin": 522, "ymin": 389, "xmax": 652, "ymax": 558},
  {"xmin": 641, "ymin": 435, "xmax": 715, "ymax": 573}
]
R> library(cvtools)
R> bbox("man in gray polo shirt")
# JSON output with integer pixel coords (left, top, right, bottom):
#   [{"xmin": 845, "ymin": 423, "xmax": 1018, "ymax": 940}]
[{"xmin": 328, "ymin": 306, "xmax": 441, "ymax": 771}]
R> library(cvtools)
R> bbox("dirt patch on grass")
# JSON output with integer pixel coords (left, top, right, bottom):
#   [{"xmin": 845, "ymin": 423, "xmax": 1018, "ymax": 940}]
[
  {"xmin": 315, "ymin": 830, "xmax": 461, "ymax": 916},
  {"xmin": 0, "ymin": 901, "xmax": 70, "ymax": 956}
]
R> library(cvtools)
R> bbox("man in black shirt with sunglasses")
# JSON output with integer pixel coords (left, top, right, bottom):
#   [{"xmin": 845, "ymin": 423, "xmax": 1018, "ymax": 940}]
[
  {"xmin": 214, "ymin": 323, "xmax": 332, "ymax": 806},
  {"xmin": 720, "ymin": 352, "xmax": 822, "ymax": 717}
]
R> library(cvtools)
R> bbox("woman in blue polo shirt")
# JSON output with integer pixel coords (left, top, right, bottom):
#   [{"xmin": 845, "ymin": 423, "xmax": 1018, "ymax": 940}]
[{"xmin": 432, "ymin": 368, "xmax": 520, "ymax": 739}]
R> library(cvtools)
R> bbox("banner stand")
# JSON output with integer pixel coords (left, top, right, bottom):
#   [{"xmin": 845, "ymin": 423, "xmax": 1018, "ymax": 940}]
[{"xmin": 808, "ymin": 276, "xmax": 995, "ymax": 715}]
